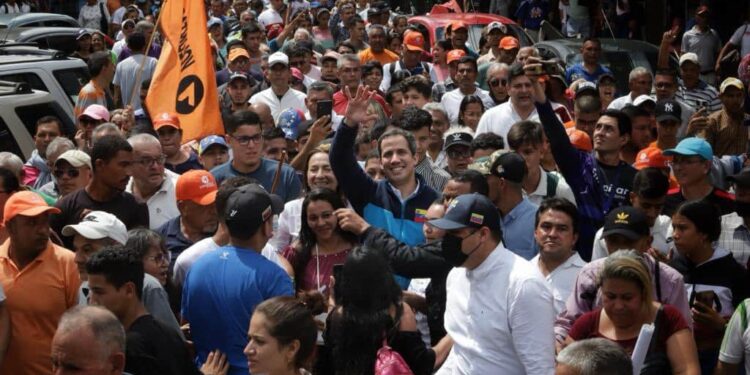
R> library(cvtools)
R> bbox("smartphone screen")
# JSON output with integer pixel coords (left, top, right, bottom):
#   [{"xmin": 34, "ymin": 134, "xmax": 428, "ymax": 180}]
[{"xmin": 316, "ymin": 99, "xmax": 332, "ymax": 120}]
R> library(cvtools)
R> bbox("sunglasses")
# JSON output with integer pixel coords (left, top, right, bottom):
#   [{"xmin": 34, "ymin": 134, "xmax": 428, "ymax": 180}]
[
  {"xmin": 489, "ymin": 78, "xmax": 507, "ymax": 87},
  {"xmin": 54, "ymin": 168, "xmax": 80, "ymax": 178}
]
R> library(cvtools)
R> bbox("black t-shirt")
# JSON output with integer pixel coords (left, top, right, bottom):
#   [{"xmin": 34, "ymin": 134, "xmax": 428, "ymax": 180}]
[
  {"xmin": 50, "ymin": 188, "xmax": 149, "ymax": 248},
  {"xmin": 165, "ymin": 151, "xmax": 204, "ymax": 175},
  {"xmin": 662, "ymin": 187, "xmax": 735, "ymax": 217},
  {"xmin": 598, "ymin": 160, "xmax": 636, "ymax": 209},
  {"xmin": 125, "ymin": 314, "xmax": 201, "ymax": 375}
]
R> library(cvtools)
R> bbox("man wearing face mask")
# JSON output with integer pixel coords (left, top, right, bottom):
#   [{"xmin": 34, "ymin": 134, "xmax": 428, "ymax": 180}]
[
  {"xmin": 429, "ymin": 193, "xmax": 555, "ymax": 375},
  {"xmin": 719, "ymin": 168, "xmax": 750, "ymax": 268}
]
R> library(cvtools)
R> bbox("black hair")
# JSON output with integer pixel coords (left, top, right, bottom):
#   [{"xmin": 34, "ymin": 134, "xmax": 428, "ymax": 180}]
[
  {"xmin": 91, "ymin": 135, "xmax": 133, "ymax": 172},
  {"xmin": 390, "ymin": 69, "xmax": 412, "ymax": 88},
  {"xmin": 262, "ymin": 126, "xmax": 285, "ymax": 141},
  {"xmin": 336, "ymin": 41, "xmax": 356, "ymax": 53},
  {"xmin": 385, "ymin": 83, "xmax": 402, "ymax": 105},
  {"xmin": 378, "ymin": 128, "xmax": 417, "ymax": 156},
  {"xmin": 364, "ymin": 148, "xmax": 380, "ymax": 162},
  {"xmin": 254, "ymin": 296, "xmax": 319, "ymax": 369},
  {"xmin": 582, "ymin": 37, "xmax": 601, "ymax": 47},
  {"xmin": 362, "ymin": 61, "xmax": 383, "ymax": 77},
  {"xmin": 327, "ymin": 247, "xmax": 402, "ymax": 375},
  {"xmin": 399, "ymin": 106, "xmax": 432, "ymax": 132},
  {"xmin": 674, "ymin": 200, "xmax": 721, "ymax": 242},
  {"xmin": 508, "ymin": 62, "xmax": 526, "ymax": 82},
  {"xmin": 654, "ymin": 68, "xmax": 678, "ymax": 82},
  {"xmin": 535, "ymin": 197, "xmax": 579, "ymax": 234},
  {"xmin": 458, "ymin": 95, "xmax": 485, "ymax": 126},
  {"xmin": 125, "ymin": 228, "xmax": 165, "ymax": 260},
  {"xmin": 287, "ymin": 46, "xmax": 312, "ymax": 59},
  {"xmin": 632, "ymin": 167, "xmax": 669, "ymax": 199},
  {"xmin": 226, "ymin": 39, "xmax": 247, "ymax": 53},
  {"xmin": 621, "ymin": 104, "xmax": 650, "ymax": 120},
  {"xmin": 216, "ymin": 176, "xmax": 256, "ymax": 219},
  {"xmin": 294, "ymin": 188, "xmax": 357, "ymax": 291},
  {"xmin": 0, "ymin": 167, "xmax": 20, "ymax": 194},
  {"xmin": 507, "ymin": 120, "xmax": 544, "ymax": 150},
  {"xmin": 87, "ymin": 51, "xmax": 112, "ymax": 77},
  {"xmin": 470, "ymin": 132, "xmax": 504, "ymax": 153},
  {"xmin": 126, "ymin": 32, "xmax": 147, "ymax": 52},
  {"xmin": 86, "ymin": 245, "xmax": 144, "ymax": 300},
  {"xmin": 369, "ymin": 122, "xmax": 388, "ymax": 142},
  {"xmin": 346, "ymin": 15, "xmax": 365, "ymax": 29},
  {"xmin": 241, "ymin": 22, "xmax": 263, "ymax": 37},
  {"xmin": 457, "ymin": 56, "xmax": 478, "ymax": 72},
  {"xmin": 400, "ymin": 75, "xmax": 431, "ymax": 99},
  {"xmin": 452, "ymin": 169, "xmax": 489, "ymax": 196},
  {"xmin": 226, "ymin": 110, "xmax": 261, "ymax": 134},
  {"xmin": 35, "ymin": 115, "xmax": 62, "ymax": 135},
  {"xmin": 601, "ymin": 108, "xmax": 632, "ymax": 136},
  {"xmin": 387, "ymin": 30, "xmax": 402, "ymax": 46}
]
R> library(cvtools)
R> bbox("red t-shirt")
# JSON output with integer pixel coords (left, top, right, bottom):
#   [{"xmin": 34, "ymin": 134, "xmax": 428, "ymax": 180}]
[
  {"xmin": 568, "ymin": 304, "xmax": 688, "ymax": 355},
  {"xmin": 281, "ymin": 245, "xmax": 349, "ymax": 296}
]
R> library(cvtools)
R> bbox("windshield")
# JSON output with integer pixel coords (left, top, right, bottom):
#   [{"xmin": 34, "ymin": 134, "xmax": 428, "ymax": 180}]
[{"xmin": 435, "ymin": 24, "xmax": 529, "ymax": 53}]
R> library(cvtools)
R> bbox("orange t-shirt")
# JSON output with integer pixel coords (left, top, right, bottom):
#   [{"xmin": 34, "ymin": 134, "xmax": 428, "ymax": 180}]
[
  {"xmin": 358, "ymin": 48, "xmax": 400, "ymax": 66},
  {"xmin": 0, "ymin": 240, "xmax": 80, "ymax": 375}
]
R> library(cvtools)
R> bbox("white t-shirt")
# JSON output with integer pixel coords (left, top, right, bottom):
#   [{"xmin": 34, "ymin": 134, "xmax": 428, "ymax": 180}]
[
  {"xmin": 590, "ymin": 214, "xmax": 673, "ymax": 260},
  {"xmin": 523, "ymin": 168, "xmax": 577, "ymax": 207},
  {"xmin": 249, "ymin": 87, "xmax": 307, "ymax": 123},
  {"xmin": 267, "ymin": 198, "xmax": 303, "ymax": 252},
  {"xmin": 607, "ymin": 92, "xmax": 636, "ymax": 110},
  {"xmin": 438, "ymin": 245, "xmax": 555, "ymax": 375},
  {"xmin": 125, "ymin": 170, "xmax": 180, "ymax": 230},
  {"xmin": 440, "ymin": 87, "xmax": 496, "ymax": 125},
  {"xmin": 111, "ymin": 6, "xmax": 143, "ymax": 25},
  {"xmin": 531, "ymin": 252, "xmax": 587, "ymax": 314},
  {"xmin": 475, "ymin": 100, "xmax": 542, "ymax": 144},
  {"xmin": 719, "ymin": 298, "xmax": 750, "ymax": 373}
]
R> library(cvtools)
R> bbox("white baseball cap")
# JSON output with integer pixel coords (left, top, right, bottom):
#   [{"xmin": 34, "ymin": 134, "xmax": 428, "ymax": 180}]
[
  {"xmin": 55, "ymin": 150, "xmax": 92, "ymax": 169},
  {"xmin": 633, "ymin": 95, "xmax": 656, "ymax": 107},
  {"xmin": 62, "ymin": 211, "xmax": 128, "ymax": 245},
  {"xmin": 268, "ymin": 51, "xmax": 289, "ymax": 68},
  {"xmin": 679, "ymin": 52, "xmax": 699, "ymax": 67}
]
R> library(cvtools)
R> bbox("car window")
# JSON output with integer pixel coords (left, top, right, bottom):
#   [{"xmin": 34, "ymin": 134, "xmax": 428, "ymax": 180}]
[
  {"xmin": 0, "ymin": 116, "xmax": 23, "ymax": 158},
  {"xmin": 53, "ymin": 67, "xmax": 88, "ymax": 105},
  {"xmin": 16, "ymin": 21, "xmax": 42, "ymax": 28},
  {"xmin": 45, "ymin": 35, "xmax": 78, "ymax": 55},
  {"xmin": 0, "ymin": 72, "xmax": 48, "ymax": 93},
  {"xmin": 15, "ymin": 102, "xmax": 76, "ymax": 138},
  {"xmin": 44, "ymin": 20, "xmax": 77, "ymax": 27}
]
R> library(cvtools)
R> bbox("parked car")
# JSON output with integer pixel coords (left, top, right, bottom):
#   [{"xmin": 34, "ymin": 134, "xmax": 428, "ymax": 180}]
[
  {"xmin": 0, "ymin": 12, "xmax": 79, "ymax": 29},
  {"xmin": 0, "ymin": 44, "xmax": 89, "ymax": 123},
  {"xmin": 0, "ymin": 27, "xmax": 88, "ymax": 55},
  {"xmin": 408, "ymin": 13, "xmax": 533, "ymax": 53},
  {"xmin": 534, "ymin": 38, "xmax": 679, "ymax": 95},
  {"xmin": 0, "ymin": 80, "xmax": 76, "ymax": 160}
]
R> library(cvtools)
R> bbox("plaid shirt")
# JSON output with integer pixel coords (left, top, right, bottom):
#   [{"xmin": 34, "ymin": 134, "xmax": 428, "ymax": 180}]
[
  {"xmin": 415, "ymin": 156, "xmax": 450, "ymax": 193},
  {"xmin": 719, "ymin": 212, "xmax": 750, "ymax": 268}
]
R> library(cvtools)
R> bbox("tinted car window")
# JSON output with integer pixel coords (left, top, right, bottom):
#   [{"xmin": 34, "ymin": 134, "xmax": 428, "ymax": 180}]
[
  {"xmin": 0, "ymin": 116, "xmax": 23, "ymax": 158},
  {"xmin": 15, "ymin": 102, "xmax": 76, "ymax": 138},
  {"xmin": 54, "ymin": 67, "xmax": 88, "ymax": 105},
  {"xmin": 0, "ymin": 72, "xmax": 48, "ymax": 93},
  {"xmin": 45, "ymin": 35, "xmax": 78, "ymax": 55}
]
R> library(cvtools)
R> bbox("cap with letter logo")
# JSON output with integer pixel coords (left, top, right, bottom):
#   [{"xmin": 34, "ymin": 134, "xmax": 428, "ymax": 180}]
[{"xmin": 655, "ymin": 99, "xmax": 682, "ymax": 123}]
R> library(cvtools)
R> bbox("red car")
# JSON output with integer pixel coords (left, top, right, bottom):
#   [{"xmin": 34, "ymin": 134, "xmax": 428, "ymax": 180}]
[{"xmin": 408, "ymin": 13, "xmax": 533, "ymax": 53}]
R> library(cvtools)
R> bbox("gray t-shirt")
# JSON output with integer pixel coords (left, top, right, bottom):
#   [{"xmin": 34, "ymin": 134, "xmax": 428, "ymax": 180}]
[
  {"xmin": 113, "ymin": 54, "xmax": 157, "ymax": 110},
  {"xmin": 682, "ymin": 26, "xmax": 722, "ymax": 72},
  {"xmin": 730, "ymin": 24, "xmax": 750, "ymax": 59}
]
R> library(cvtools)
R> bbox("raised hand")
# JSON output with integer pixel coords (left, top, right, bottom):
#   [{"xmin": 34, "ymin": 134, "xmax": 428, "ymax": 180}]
[{"xmin": 343, "ymin": 85, "xmax": 378, "ymax": 127}]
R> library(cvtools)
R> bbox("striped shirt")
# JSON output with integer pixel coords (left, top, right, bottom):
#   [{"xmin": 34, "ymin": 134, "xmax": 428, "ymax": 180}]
[
  {"xmin": 74, "ymin": 80, "xmax": 110, "ymax": 118},
  {"xmin": 676, "ymin": 79, "xmax": 721, "ymax": 113},
  {"xmin": 718, "ymin": 212, "xmax": 750, "ymax": 268},
  {"xmin": 415, "ymin": 156, "xmax": 450, "ymax": 193}
]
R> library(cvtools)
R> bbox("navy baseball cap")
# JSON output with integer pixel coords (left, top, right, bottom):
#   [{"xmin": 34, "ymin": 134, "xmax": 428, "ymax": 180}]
[
  {"xmin": 655, "ymin": 99, "xmax": 682, "ymax": 123},
  {"xmin": 429, "ymin": 193, "xmax": 501, "ymax": 234}
]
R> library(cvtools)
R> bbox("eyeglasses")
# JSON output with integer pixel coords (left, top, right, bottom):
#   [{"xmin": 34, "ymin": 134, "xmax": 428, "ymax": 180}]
[
  {"xmin": 489, "ymin": 78, "xmax": 507, "ymax": 87},
  {"xmin": 53, "ymin": 168, "xmax": 80, "ymax": 178},
  {"xmin": 667, "ymin": 157, "xmax": 705, "ymax": 167},
  {"xmin": 447, "ymin": 148, "xmax": 471, "ymax": 159},
  {"xmin": 134, "ymin": 155, "xmax": 166, "ymax": 166},
  {"xmin": 231, "ymin": 133, "xmax": 263, "ymax": 146},
  {"xmin": 145, "ymin": 252, "xmax": 171, "ymax": 264}
]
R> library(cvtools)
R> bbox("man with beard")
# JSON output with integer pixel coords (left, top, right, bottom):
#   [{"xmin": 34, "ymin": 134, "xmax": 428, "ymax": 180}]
[
  {"xmin": 221, "ymin": 72, "xmax": 253, "ymax": 115},
  {"xmin": 51, "ymin": 135, "xmax": 149, "ymax": 249},
  {"xmin": 0, "ymin": 191, "xmax": 80, "ymax": 375},
  {"xmin": 156, "ymin": 170, "xmax": 219, "ymax": 263}
]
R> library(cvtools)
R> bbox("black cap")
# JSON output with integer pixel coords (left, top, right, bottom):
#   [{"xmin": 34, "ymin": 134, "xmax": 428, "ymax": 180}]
[
  {"xmin": 490, "ymin": 152, "xmax": 526, "ymax": 183},
  {"xmin": 601, "ymin": 206, "xmax": 650, "ymax": 240},
  {"xmin": 76, "ymin": 28, "xmax": 92, "ymax": 40},
  {"xmin": 224, "ymin": 184, "xmax": 284, "ymax": 239},
  {"xmin": 228, "ymin": 71, "xmax": 250, "ymax": 83},
  {"xmin": 728, "ymin": 167, "xmax": 750, "ymax": 188},
  {"xmin": 429, "ymin": 193, "xmax": 501, "ymax": 234},
  {"xmin": 597, "ymin": 72, "xmax": 616, "ymax": 87},
  {"xmin": 575, "ymin": 81, "xmax": 598, "ymax": 99},
  {"xmin": 655, "ymin": 99, "xmax": 682, "ymax": 123},
  {"xmin": 371, "ymin": 1, "xmax": 390, "ymax": 11},
  {"xmin": 444, "ymin": 132, "xmax": 473, "ymax": 151}
]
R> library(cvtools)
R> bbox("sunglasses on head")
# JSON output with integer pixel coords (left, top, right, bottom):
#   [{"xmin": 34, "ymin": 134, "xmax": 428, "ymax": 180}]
[
  {"xmin": 488, "ymin": 78, "xmax": 507, "ymax": 87},
  {"xmin": 54, "ymin": 168, "xmax": 80, "ymax": 179}
]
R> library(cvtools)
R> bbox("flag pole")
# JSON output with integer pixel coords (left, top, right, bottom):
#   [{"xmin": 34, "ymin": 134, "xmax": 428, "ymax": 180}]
[{"xmin": 127, "ymin": 0, "xmax": 168, "ymax": 108}]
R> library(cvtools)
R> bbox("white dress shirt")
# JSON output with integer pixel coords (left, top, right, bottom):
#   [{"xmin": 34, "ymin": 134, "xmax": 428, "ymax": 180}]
[
  {"xmin": 532, "ymin": 252, "xmax": 587, "ymax": 314},
  {"xmin": 475, "ymin": 100, "xmax": 542, "ymax": 144},
  {"xmin": 250, "ymin": 87, "xmax": 307, "ymax": 123},
  {"xmin": 438, "ymin": 244, "xmax": 555, "ymax": 375},
  {"xmin": 440, "ymin": 87, "xmax": 496, "ymax": 125},
  {"xmin": 126, "ymin": 169, "xmax": 180, "ymax": 230}
]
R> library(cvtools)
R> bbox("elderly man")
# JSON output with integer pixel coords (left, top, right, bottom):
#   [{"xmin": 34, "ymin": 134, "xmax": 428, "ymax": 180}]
[
  {"xmin": 333, "ymin": 53, "xmax": 388, "ymax": 115},
  {"xmin": 37, "ymin": 137, "xmax": 76, "ymax": 199},
  {"xmin": 51, "ymin": 306, "xmax": 126, "ymax": 375},
  {"xmin": 126, "ymin": 134, "xmax": 180, "ymax": 230},
  {"xmin": 607, "ymin": 67, "xmax": 653, "ymax": 110},
  {"xmin": 0, "ymin": 191, "xmax": 79, "ymax": 374},
  {"xmin": 46, "ymin": 150, "xmax": 92, "ymax": 200}
]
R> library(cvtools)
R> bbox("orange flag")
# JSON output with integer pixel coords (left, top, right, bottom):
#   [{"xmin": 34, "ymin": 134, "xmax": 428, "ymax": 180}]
[{"xmin": 145, "ymin": 0, "xmax": 222, "ymax": 141}]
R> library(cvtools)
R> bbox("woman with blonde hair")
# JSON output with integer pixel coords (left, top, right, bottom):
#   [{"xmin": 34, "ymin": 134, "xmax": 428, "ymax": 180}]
[{"xmin": 565, "ymin": 250, "xmax": 700, "ymax": 375}]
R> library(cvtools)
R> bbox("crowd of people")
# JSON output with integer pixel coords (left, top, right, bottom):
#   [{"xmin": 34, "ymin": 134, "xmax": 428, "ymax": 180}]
[{"xmin": 5, "ymin": 0, "xmax": 750, "ymax": 375}]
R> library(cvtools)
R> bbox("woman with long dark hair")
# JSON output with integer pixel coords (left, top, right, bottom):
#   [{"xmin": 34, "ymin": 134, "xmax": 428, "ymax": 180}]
[
  {"xmin": 281, "ymin": 188, "xmax": 356, "ymax": 295},
  {"xmin": 324, "ymin": 247, "xmax": 436, "ymax": 375},
  {"xmin": 458, "ymin": 95, "xmax": 485, "ymax": 132}
]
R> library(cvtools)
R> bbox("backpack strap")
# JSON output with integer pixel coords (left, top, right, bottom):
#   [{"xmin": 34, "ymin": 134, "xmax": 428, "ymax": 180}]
[
  {"xmin": 740, "ymin": 300, "xmax": 748, "ymax": 332},
  {"xmin": 647, "ymin": 304, "xmax": 665, "ymax": 354},
  {"xmin": 545, "ymin": 172, "xmax": 559, "ymax": 198},
  {"xmin": 654, "ymin": 257, "xmax": 662, "ymax": 302},
  {"xmin": 389, "ymin": 60, "xmax": 398, "ymax": 77}
]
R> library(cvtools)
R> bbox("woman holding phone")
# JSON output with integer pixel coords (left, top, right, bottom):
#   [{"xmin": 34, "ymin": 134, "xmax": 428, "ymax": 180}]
[{"xmin": 669, "ymin": 200, "xmax": 749, "ymax": 374}]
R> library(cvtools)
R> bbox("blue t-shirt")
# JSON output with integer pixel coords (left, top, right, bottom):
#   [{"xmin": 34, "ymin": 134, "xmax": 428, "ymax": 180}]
[
  {"xmin": 210, "ymin": 158, "xmax": 302, "ymax": 202},
  {"xmin": 181, "ymin": 245, "xmax": 293, "ymax": 375},
  {"xmin": 565, "ymin": 63, "xmax": 612, "ymax": 85},
  {"xmin": 501, "ymin": 198, "xmax": 540, "ymax": 260},
  {"xmin": 515, "ymin": 0, "xmax": 549, "ymax": 30}
]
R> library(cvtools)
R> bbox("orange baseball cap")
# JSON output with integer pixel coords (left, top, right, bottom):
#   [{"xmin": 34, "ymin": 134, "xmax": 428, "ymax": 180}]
[
  {"xmin": 3, "ymin": 191, "xmax": 60, "ymax": 225},
  {"xmin": 446, "ymin": 49, "xmax": 466, "ymax": 64},
  {"xmin": 228, "ymin": 48, "xmax": 250, "ymax": 62},
  {"xmin": 500, "ymin": 36, "xmax": 519, "ymax": 50},
  {"xmin": 175, "ymin": 170, "xmax": 218, "ymax": 205},
  {"xmin": 153, "ymin": 112, "xmax": 181, "ymax": 131},
  {"xmin": 403, "ymin": 30, "xmax": 425, "ymax": 52},
  {"xmin": 447, "ymin": 20, "xmax": 467, "ymax": 33},
  {"xmin": 566, "ymin": 127, "xmax": 592, "ymax": 152},
  {"xmin": 634, "ymin": 146, "xmax": 669, "ymax": 170}
]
